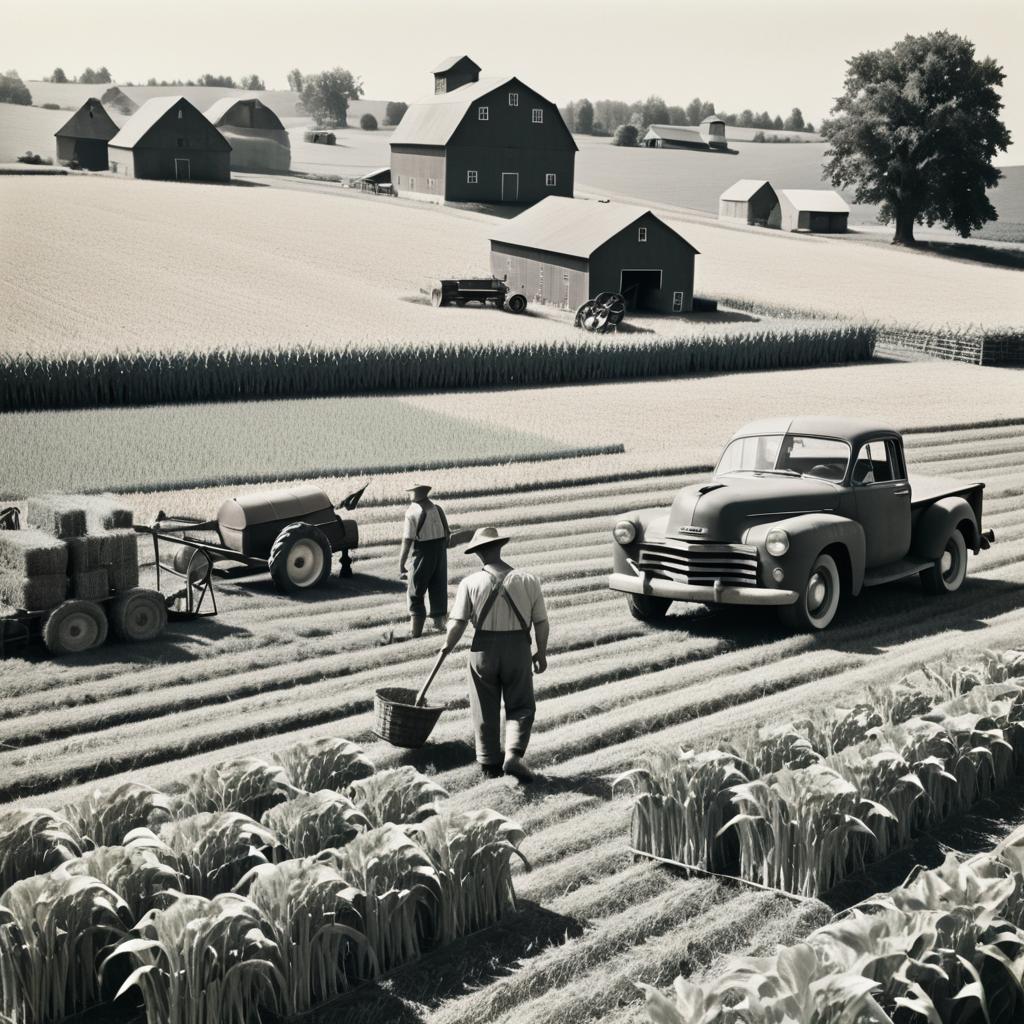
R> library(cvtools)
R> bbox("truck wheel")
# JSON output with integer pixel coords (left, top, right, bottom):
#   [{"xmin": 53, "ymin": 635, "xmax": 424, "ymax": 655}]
[
  {"xmin": 921, "ymin": 530, "xmax": 967, "ymax": 595},
  {"xmin": 779, "ymin": 553, "xmax": 840, "ymax": 632},
  {"xmin": 110, "ymin": 588, "xmax": 168, "ymax": 642},
  {"xmin": 44, "ymin": 600, "xmax": 108, "ymax": 655},
  {"xmin": 627, "ymin": 594, "xmax": 671, "ymax": 623},
  {"xmin": 269, "ymin": 523, "xmax": 332, "ymax": 593},
  {"xmin": 505, "ymin": 293, "xmax": 527, "ymax": 314}
]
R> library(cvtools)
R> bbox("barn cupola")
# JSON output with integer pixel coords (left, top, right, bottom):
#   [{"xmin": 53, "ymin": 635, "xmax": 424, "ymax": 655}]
[{"xmin": 432, "ymin": 55, "xmax": 481, "ymax": 95}]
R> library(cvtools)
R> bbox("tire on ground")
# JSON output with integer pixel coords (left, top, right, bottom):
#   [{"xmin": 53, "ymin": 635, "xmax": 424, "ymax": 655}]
[
  {"xmin": 505, "ymin": 293, "xmax": 527, "ymax": 314},
  {"xmin": 43, "ymin": 599, "xmax": 108, "ymax": 655},
  {"xmin": 269, "ymin": 523, "xmax": 333, "ymax": 593},
  {"xmin": 627, "ymin": 593, "xmax": 671, "ymax": 623},
  {"xmin": 920, "ymin": 528, "xmax": 968, "ymax": 595},
  {"xmin": 779, "ymin": 552, "xmax": 841, "ymax": 632},
  {"xmin": 110, "ymin": 587, "xmax": 168, "ymax": 642}
]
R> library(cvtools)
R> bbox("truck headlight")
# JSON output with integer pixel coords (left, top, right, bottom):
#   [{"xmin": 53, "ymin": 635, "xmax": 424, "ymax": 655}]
[
  {"xmin": 766, "ymin": 528, "xmax": 790, "ymax": 557},
  {"xmin": 613, "ymin": 520, "xmax": 637, "ymax": 545}
]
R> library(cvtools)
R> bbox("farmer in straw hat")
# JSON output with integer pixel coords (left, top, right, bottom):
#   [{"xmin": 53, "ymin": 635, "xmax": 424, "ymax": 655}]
[
  {"xmin": 399, "ymin": 483, "xmax": 451, "ymax": 637},
  {"xmin": 442, "ymin": 527, "xmax": 549, "ymax": 782}
]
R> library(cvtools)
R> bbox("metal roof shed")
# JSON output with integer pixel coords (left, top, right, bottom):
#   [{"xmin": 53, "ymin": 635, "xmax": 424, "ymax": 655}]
[
  {"xmin": 778, "ymin": 189, "xmax": 849, "ymax": 232},
  {"xmin": 54, "ymin": 99, "xmax": 118, "ymax": 169},
  {"xmin": 204, "ymin": 96, "xmax": 289, "ymax": 172},
  {"xmin": 719, "ymin": 179, "xmax": 780, "ymax": 226}
]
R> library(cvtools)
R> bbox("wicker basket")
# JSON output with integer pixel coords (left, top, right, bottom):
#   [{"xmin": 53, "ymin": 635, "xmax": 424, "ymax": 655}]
[{"xmin": 374, "ymin": 687, "xmax": 446, "ymax": 748}]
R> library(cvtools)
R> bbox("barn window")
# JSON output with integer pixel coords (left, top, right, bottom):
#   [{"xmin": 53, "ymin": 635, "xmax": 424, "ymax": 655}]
[
  {"xmin": 532, "ymin": 108, "xmax": 543, "ymax": 123},
  {"xmin": 410, "ymin": 177, "xmax": 416, "ymax": 190},
  {"xmin": 508, "ymin": 92, "xmax": 518, "ymax": 106},
  {"xmin": 177, "ymin": 109, "xmax": 183, "ymax": 119},
  {"xmin": 672, "ymin": 291, "xmax": 685, "ymax": 312},
  {"xmin": 396, "ymin": 175, "xmax": 401, "ymax": 185},
  {"xmin": 467, "ymin": 170, "xmax": 478, "ymax": 183},
  {"xmin": 478, "ymin": 106, "xmax": 489, "ymax": 121},
  {"xmin": 638, "ymin": 227, "xmax": 648, "ymax": 242},
  {"xmin": 545, "ymin": 173, "xmax": 557, "ymax": 186}
]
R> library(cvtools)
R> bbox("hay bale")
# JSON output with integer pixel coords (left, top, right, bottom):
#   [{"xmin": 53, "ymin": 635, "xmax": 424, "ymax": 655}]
[
  {"xmin": 0, "ymin": 572, "xmax": 67, "ymax": 611},
  {"xmin": 81, "ymin": 494, "xmax": 134, "ymax": 532},
  {"xmin": 0, "ymin": 529, "xmax": 68, "ymax": 577},
  {"xmin": 26, "ymin": 496, "xmax": 87, "ymax": 539},
  {"xmin": 107, "ymin": 529, "xmax": 139, "ymax": 590},
  {"xmin": 66, "ymin": 534, "xmax": 114, "ymax": 573},
  {"xmin": 109, "ymin": 561, "xmax": 139, "ymax": 591},
  {"xmin": 71, "ymin": 568, "xmax": 109, "ymax": 601}
]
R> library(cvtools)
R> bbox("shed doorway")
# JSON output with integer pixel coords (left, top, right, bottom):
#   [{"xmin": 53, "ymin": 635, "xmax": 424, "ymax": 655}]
[
  {"xmin": 501, "ymin": 172, "xmax": 519, "ymax": 201},
  {"xmin": 174, "ymin": 158, "xmax": 191, "ymax": 182},
  {"xmin": 619, "ymin": 269, "xmax": 663, "ymax": 311}
]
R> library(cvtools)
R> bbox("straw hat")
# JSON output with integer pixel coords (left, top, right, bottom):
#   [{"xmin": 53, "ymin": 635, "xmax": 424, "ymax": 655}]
[
  {"xmin": 464, "ymin": 526, "xmax": 511, "ymax": 554},
  {"xmin": 406, "ymin": 483, "xmax": 432, "ymax": 496}
]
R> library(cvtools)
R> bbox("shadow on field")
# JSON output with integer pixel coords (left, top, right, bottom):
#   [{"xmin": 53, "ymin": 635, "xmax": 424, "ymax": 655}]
[
  {"xmin": 912, "ymin": 239, "xmax": 1024, "ymax": 271},
  {"xmin": 235, "ymin": 571, "xmax": 406, "ymax": 601}
]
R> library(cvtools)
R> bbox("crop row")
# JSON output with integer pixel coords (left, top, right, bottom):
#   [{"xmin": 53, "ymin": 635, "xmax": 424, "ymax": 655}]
[{"xmin": 0, "ymin": 323, "xmax": 876, "ymax": 411}]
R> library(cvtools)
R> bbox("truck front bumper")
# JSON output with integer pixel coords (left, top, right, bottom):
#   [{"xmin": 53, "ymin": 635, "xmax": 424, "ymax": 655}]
[{"xmin": 608, "ymin": 571, "xmax": 799, "ymax": 607}]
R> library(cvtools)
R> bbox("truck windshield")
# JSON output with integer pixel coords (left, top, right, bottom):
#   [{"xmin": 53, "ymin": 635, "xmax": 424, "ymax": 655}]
[{"xmin": 716, "ymin": 434, "xmax": 851, "ymax": 482}]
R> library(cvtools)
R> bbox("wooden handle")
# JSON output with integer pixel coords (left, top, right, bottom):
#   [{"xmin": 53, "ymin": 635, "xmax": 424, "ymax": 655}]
[{"xmin": 415, "ymin": 649, "xmax": 449, "ymax": 706}]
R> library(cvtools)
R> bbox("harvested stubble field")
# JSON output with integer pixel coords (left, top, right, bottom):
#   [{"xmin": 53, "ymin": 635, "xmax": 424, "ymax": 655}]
[{"xmin": 2, "ymin": 420, "xmax": 1024, "ymax": 1023}]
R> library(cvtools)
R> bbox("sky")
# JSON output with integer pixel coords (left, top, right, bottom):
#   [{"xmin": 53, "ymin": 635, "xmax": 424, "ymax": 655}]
[{"xmin": 5, "ymin": 0, "xmax": 1022, "ymax": 163}]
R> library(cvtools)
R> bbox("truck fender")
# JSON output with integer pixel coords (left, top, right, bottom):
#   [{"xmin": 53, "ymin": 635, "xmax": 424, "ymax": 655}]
[
  {"xmin": 913, "ymin": 497, "xmax": 980, "ymax": 559},
  {"xmin": 743, "ymin": 514, "xmax": 866, "ymax": 596}
]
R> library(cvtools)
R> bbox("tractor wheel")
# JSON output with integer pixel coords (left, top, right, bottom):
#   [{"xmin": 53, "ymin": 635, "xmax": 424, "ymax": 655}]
[
  {"xmin": 172, "ymin": 546, "xmax": 213, "ymax": 583},
  {"xmin": 43, "ymin": 600, "xmax": 108, "ymax": 655},
  {"xmin": 505, "ymin": 293, "xmax": 527, "ymax": 314},
  {"xmin": 627, "ymin": 594, "xmax": 671, "ymax": 623},
  {"xmin": 110, "ymin": 588, "xmax": 168, "ymax": 642},
  {"xmin": 269, "ymin": 523, "xmax": 332, "ymax": 593},
  {"xmin": 920, "ymin": 529, "xmax": 968, "ymax": 595}
]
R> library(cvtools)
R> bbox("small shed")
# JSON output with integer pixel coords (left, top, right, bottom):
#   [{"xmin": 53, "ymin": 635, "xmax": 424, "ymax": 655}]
[
  {"xmin": 718, "ymin": 180, "xmax": 780, "ymax": 226},
  {"xmin": 205, "ymin": 97, "xmax": 290, "ymax": 172},
  {"xmin": 54, "ymin": 99, "xmax": 118, "ymax": 170},
  {"xmin": 490, "ymin": 196, "xmax": 699, "ymax": 314},
  {"xmin": 778, "ymin": 189, "xmax": 849, "ymax": 232},
  {"xmin": 107, "ymin": 96, "xmax": 231, "ymax": 183},
  {"xmin": 353, "ymin": 167, "xmax": 392, "ymax": 193}
]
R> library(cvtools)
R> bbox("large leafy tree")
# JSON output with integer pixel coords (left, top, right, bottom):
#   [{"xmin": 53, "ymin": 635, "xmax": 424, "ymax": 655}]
[
  {"xmin": 574, "ymin": 97, "xmax": 594, "ymax": 134},
  {"xmin": 301, "ymin": 67, "xmax": 363, "ymax": 128},
  {"xmin": 821, "ymin": 32, "xmax": 1010, "ymax": 245}
]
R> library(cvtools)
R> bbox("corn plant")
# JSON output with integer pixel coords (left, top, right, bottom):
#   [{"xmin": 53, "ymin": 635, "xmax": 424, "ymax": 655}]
[
  {"xmin": 614, "ymin": 749, "xmax": 749, "ymax": 871},
  {"xmin": 103, "ymin": 892, "xmax": 285, "ymax": 1024},
  {"xmin": 316, "ymin": 824, "xmax": 440, "ymax": 972},
  {"xmin": 63, "ymin": 782, "xmax": 173, "ymax": 848},
  {"xmin": 0, "ymin": 872, "xmax": 131, "ymax": 1024},
  {"xmin": 125, "ymin": 812, "xmax": 283, "ymax": 898},
  {"xmin": 739, "ymin": 722, "xmax": 820, "ymax": 776},
  {"xmin": 0, "ymin": 807, "xmax": 84, "ymax": 893},
  {"xmin": 176, "ymin": 755, "xmax": 300, "ymax": 820},
  {"xmin": 56, "ymin": 845, "xmax": 181, "ymax": 920},
  {"xmin": 276, "ymin": 737, "xmax": 375, "ymax": 793},
  {"xmin": 405, "ymin": 810, "xmax": 528, "ymax": 945},
  {"xmin": 261, "ymin": 790, "xmax": 370, "ymax": 858},
  {"xmin": 242, "ymin": 858, "xmax": 374, "ymax": 1014},
  {"xmin": 348, "ymin": 767, "xmax": 448, "ymax": 828}
]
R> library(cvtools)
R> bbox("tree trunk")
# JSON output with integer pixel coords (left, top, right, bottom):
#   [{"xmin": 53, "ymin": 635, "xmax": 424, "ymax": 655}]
[{"xmin": 892, "ymin": 208, "xmax": 917, "ymax": 245}]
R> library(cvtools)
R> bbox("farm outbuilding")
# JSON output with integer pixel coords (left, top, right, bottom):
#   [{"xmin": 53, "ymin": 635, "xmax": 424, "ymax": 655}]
[
  {"xmin": 718, "ymin": 180, "xmax": 781, "ymax": 226},
  {"xmin": 204, "ymin": 97, "xmax": 290, "ymax": 172},
  {"xmin": 107, "ymin": 96, "xmax": 231, "ymax": 183},
  {"xmin": 642, "ymin": 125, "xmax": 708, "ymax": 150},
  {"xmin": 353, "ymin": 167, "xmax": 392, "ymax": 193},
  {"xmin": 489, "ymin": 196, "xmax": 698, "ymax": 314},
  {"xmin": 778, "ymin": 189, "xmax": 849, "ymax": 232},
  {"xmin": 54, "ymin": 99, "xmax": 118, "ymax": 170},
  {"xmin": 390, "ymin": 55, "xmax": 576, "ymax": 204},
  {"xmin": 700, "ymin": 115, "xmax": 727, "ymax": 149}
]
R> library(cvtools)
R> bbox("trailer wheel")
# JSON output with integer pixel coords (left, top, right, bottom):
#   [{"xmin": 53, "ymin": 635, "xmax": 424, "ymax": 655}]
[
  {"xmin": 505, "ymin": 293, "xmax": 527, "ymax": 314},
  {"xmin": 110, "ymin": 588, "xmax": 168, "ymax": 642},
  {"xmin": 44, "ymin": 600, "xmax": 108, "ymax": 655},
  {"xmin": 269, "ymin": 523, "xmax": 332, "ymax": 592}
]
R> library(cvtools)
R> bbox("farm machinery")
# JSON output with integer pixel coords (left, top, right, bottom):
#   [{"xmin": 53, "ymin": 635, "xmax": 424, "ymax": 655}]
[
  {"xmin": 139, "ymin": 483, "xmax": 368, "ymax": 598},
  {"xmin": 429, "ymin": 278, "xmax": 528, "ymax": 313},
  {"xmin": 574, "ymin": 292, "xmax": 626, "ymax": 333}
]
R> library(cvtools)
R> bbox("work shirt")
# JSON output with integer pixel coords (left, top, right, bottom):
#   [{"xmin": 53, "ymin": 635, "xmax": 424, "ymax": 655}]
[
  {"xmin": 403, "ymin": 502, "xmax": 446, "ymax": 543},
  {"xmin": 451, "ymin": 569, "xmax": 547, "ymax": 632}
]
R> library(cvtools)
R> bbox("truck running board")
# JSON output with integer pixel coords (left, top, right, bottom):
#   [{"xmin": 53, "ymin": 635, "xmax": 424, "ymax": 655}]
[{"xmin": 862, "ymin": 558, "xmax": 933, "ymax": 588}]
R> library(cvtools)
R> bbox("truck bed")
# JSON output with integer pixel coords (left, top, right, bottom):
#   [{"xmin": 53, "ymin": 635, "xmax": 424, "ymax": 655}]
[{"xmin": 909, "ymin": 473, "xmax": 983, "ymax": 508}]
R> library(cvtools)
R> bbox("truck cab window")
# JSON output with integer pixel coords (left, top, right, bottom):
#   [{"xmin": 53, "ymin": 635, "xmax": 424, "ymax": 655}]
[{"xmin": 853, "ymin": 441, "xmax": 896, "ymax": 485}]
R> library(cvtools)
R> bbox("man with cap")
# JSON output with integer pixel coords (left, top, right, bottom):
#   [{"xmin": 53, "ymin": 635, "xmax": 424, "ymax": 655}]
[
  {"xmin": 442, "ymin": 526, "xmax": 549, "ymax": 782},
  {"xmin": 399, "ymin": 483, "xmax": 450, "ymax": 637}
]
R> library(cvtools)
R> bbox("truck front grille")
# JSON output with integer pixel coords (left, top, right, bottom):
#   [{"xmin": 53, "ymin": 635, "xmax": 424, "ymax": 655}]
[{"xmin": 637, "ymin": 540, "xmax": 758, "ymax": 587}]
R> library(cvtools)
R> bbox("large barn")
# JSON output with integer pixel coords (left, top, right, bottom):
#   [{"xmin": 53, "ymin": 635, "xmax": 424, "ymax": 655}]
[
  {"xmin": 54, "ymin": 99, "xmax": 118, "ymax": 170},
  {"xmin": 108, "ymin": 96, "xmax": 231, "ymax": 183},
  {"xmin": 389, "ymin": 55, "xmax": 576, "ymax": 204},
  {"xmin": 779, "ymin": 189, "xmax": 850, "ymax": 232},
  {"xmin": 205, "ymin": 97, "xmax": 290, "ymax": 172},
  {"xmin": 489, "ymin": 197, "xmax": 698, "ymax": 313},
  {"xmin": 719, "ymin": 180, "xmax": 781, "ymax": 226}
]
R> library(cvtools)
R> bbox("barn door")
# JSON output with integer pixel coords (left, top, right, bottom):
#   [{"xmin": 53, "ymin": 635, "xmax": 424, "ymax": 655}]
[
  {"xmin": 501, "ymin": 172, "xmax": 519, "ymax": 201},
  {"xmin": 174, "ymin": 158, "xmax": 191, "ymax": 182}
]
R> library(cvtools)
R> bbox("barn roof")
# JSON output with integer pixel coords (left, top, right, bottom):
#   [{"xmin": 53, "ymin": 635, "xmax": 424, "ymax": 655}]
[
  {"xmin": 490, "ymin": 197, "xmax": 698, "ymax": 260},
  {"xmin": 720, "ymin": 179, "xmax": 773, "ymax": 202},
  {"xmin": 54, "ymin": 98, "xmax": 118, "ymax": 141},
  {"xmin": 390, "ymin": 76, "xmax": 577, "ymax": 150},
  {"xmin": 109, "ymin": 96, "xmax": 230, "ymax": 151},
  {"xmin": 204, "ymin": 96, "xmax": 285, "ymax": 130},
  {"xmin": 432, "ymin": 55, "xmax": 481, "ymax": 74},
  {"xmin": 779, "ymin": 189, "xmax": 849, "ymax": 214},
  {"xmin": 643, "ymin": 124, "xmax": 705, "ymax": 144},
  {"xmin": 355, "ymin": 166, "xmax": 391, "ymax": 182}
]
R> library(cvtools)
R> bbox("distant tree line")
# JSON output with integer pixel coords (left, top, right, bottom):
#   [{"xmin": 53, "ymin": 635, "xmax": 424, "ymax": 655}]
[
  {"xmin": 43, "ymin": 67, "xmax": 266, "ymax": 89},
  {"xmin": 45, "ymin": 66, "xmax": 112, "ymax": 84}
]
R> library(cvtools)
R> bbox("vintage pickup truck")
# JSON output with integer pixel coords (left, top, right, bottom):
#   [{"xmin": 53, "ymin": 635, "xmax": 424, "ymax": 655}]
[{"xmin": 609, "ymin": 417, "xmax": 995, "ymax": 631}]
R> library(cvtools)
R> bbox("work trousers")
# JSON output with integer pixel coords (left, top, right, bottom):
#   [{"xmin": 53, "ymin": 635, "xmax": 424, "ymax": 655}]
[
  {"xmin": 468, "ymin": 630, "xmax": 535, "ymax": 764},
  {"xmin": 408, "ymin": 538, "xmax": 447, "ymax": 618}
]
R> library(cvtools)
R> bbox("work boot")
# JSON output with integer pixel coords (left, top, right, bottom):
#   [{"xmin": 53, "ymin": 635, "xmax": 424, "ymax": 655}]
[
  {"xmin": 480, "ymin": 763, "xmax": 503, "ymax": 780},
  {"xmin": 430, "ymin": 616, "xmax": 447, "ymax": 633},
  {"xmin": 503, "ymin": 753, "xmax": 536, "ymax": 783},
  {"xmin": 409, "ymin": 615, "xmax": 425, "ymax": 638}
]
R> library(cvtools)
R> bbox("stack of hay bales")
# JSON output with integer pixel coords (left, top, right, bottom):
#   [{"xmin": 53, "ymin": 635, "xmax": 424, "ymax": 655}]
[{"xmin": 0, "ymin": 495, "xmax": 139, "ymax": 612}]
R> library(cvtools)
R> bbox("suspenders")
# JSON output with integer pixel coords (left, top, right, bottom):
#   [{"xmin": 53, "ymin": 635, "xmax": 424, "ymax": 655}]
[
  {"xmin": 414, "ymin": 503, "xmax": 450, "ymax": 543},
  {"xmin": 474, "ymin": 568, "xmax": 531, "ymax": 633}
]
